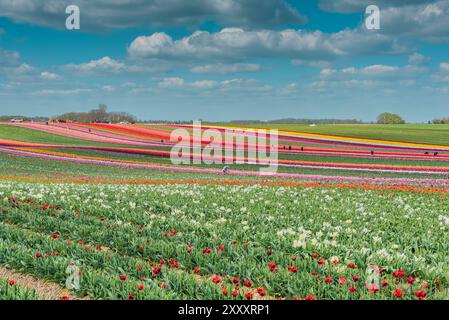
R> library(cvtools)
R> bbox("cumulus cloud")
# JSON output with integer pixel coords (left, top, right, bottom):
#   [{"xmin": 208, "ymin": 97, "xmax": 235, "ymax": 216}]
[
  {"xmin": 13, "ymin": 63, "xmax": 35, "ymax": 75},
  {"xmin": 190, "ymin": 80, "xmax": 219, "ymax": 89},
  {"xmin": 378, "ymin": 1, "xmax": 449, "ymax": 42},
  {"xmin": 408, "ymin": 53, "xmax": 430, "ymax": 65},
  {"xmin": 64, "ymin": 56, "xmax": 125, "ymax": 74},
  {"xmin": 318, "ymin": 0, "xmax": 438, "ymax": 13},
  {"xmin": 154, "ymin": 76, "xmax": 271, "ymax": 93},
  {"xmin": 40, "ymin": 71, "xmax": 60, "ymax": 79},
  {"xmin": 431, "ymin": 61, "xmax": 449, "ymax": 82},
  {"xmin": 320, "ymin": 0, "xmax": 449, "ymax": 43},
  {"xmin": 190, "ymin": 63, "xmax": 260, "ymax": 74},
  {"xmin": 158, "ymin": 77, "xmax": 185, "ymax": 89},
  {"xmin": 320, "ymin": 64, "xmax": 426, "ymax": 80},
  {"xmin": 0, "ymin": 0, "xmax": 306, "ymax": 30},
  {"xmin": 128, "ymin": 28, "xmax": 406, "ymax": 62}
]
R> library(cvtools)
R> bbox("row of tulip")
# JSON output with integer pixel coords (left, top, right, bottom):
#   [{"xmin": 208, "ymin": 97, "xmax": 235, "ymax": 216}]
[
  {"xmin": 2, "ymin": 145, "xmax": 449, "ymax": 181},
  {"xmin": 0, "ymin": 181, "xmax": 448, "ymax": 299},
  {"xmin": 8, "ymin": 122, "xmax": 449, "ymax": 157},
  {"xmin": 0, "ymin": 278, "xmax": 39, "ymax": 300}
]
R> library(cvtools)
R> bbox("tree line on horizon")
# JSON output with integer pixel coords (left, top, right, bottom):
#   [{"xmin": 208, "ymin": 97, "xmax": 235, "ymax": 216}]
[
  {"xmin": 50, "ymin": 104, "xmax": 137, "ymax": 123},
  {"xmin": 1, "ymin": 109, "xmax": 447, "ymax": 125}
]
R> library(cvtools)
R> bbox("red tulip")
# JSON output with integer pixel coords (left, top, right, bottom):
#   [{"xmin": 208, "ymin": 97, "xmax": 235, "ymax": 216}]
[
  {"xmin": 243, "ymin": 280, "xmax": 251, "ymax": 287},
  {"xmin": 394, "ymin": 289, "xmax": 403, "ymax": 298},
  {"xmin": 9, "ymin": 280, "xmax": 15, "ymax": 286},
  {"xmin": 415, "ymin": 290, "xmax": 427, "ymax": 299},
  {"xmin": 119, "ymin": 274, "xmax": 127, "ymax": 281},
  {"xmin": 368, "ymin": 284, "xmax": 380, "ymax": 293},
  {"xmin": 137, "ymin": 285, "xmax": 144, "ymax": 291},
  {"xmin": 153, "ymin": 266, "xmax": 161, "ymax": 276},
  {"xmin": 352, "ymin": 275, "xmax": 360, "ymax": 282},
  {"xmin": 212, "ymin": 276, "xmax": 222, "ymax": 284},
  {"xmin": 392, "ymin": 268, "xmax": 405, "ymax": 278},
  {"xmin": 257, "ymin": 288, "xmax": 266, "ymax": 296},
  {"xmin": 348, "ymin": 286, "xmax": 356, "ymax": 293}
]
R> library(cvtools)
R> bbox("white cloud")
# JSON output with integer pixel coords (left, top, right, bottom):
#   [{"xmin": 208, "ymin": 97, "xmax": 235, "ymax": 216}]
[
  {"xmin": 440, "ymin": 62, "xmax": 449, "ymax": 72},
  {"xmin": 431, "ymin": 61, "xmax": 449, "ymax": 82},
  {"xmin": 320, "ymin": 64, "xmax": 424, "ymax": 80},
  {"xmin": 33, "ymin": 88, "xmax": 93, "ymax": 96},
  {"xmin": 319, "ymin": 1, "xmax": 449, "ymax": 43},
  {"xmin": 0, "ymin": 0, "xmax": 306, "ymax": 30},
  {"xmin": 190, "ymin": 80, "xmax": 219, "ymax": 89},
  {"xmin": 190, "ymin": 63, "xmax": 260, "ymax": 74},
  {"xmin": 64, "ymin": 56, "xmax": 125, "ymax": 75},
  {"xmin": 319, "ymin": 0, "xmax": 437, "ymax": 13},
  {"xmin": 128, "ymin": 28, "xmax": 405, "ymax": 62},
  {"xmin": 408, "ymin": 53, "xmax": 430, "ymax": 65},
  {"xmin": 40, "ymin": 71, "xmax": 60, "ymax": 80},
  {"xmin": 14, "ymin": 63, "xmax": 34, "ymax": 75},
  {"xmin": 154, "ymin": 77, "xmax": 271, "ymax": 93},
  {"xmin": 158, "ymin": 77, "xmax": 185, "ymax": 89},
  {"xmin": 101, "ymin": 85, "xmax": 115, "ymax": 92},
  {"xmin": 378, "ymin": 1, "xmax": 449, "ymax": 42},
  {"xmin": 359, "ymin": 65, "xmax": 400, "ymax": 75}
]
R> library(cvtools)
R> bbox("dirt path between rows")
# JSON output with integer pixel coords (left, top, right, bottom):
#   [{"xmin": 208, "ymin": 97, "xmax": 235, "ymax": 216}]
[{"xmin": 0, "ymin": 266, "xmax": 91, "ymax": 300}]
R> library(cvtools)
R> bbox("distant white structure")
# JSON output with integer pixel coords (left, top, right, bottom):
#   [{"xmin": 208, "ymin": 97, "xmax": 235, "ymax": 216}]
[
  {"xmin": 10, "ymin": 118, "xmax": 23, "ymax": 123},
  {"xmin": 309, "ymin": 123, "xmax": 317, "ymax": 127}
]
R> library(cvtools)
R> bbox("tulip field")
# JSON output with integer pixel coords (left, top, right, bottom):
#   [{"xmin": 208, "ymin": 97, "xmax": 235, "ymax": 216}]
[{"xmin": 0, "ymin": 122, "xmax": 449, "ymax": 300}]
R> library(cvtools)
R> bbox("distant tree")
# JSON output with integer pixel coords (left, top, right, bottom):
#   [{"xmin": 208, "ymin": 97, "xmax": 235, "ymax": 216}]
[
  {"xmin": 377, "ymin": 112, "xmax": 405, "ymax": 124},
  {"xmin": 51, "ymin": 104, "xmax": 137, "ymax": 123},
  {"xmin": 432, "ymin": 117, "xmax": 449, "ymax": 124}
]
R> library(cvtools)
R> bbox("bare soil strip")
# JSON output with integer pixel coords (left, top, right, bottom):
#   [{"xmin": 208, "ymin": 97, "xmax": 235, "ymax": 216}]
[{"xmin": 0, "ymin": 266, "xmax": 91, "ymax": 300}]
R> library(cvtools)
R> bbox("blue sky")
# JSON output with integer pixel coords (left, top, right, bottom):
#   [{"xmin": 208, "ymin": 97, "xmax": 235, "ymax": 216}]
[{"xmin": 1, "ymin": 0, "xmax": 449, "ymax": 122}]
